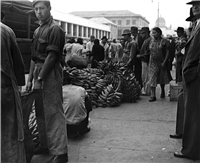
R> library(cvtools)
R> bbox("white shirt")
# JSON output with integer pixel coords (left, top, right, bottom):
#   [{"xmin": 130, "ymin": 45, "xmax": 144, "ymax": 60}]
[{"xmin": 86, "ymin": 41, "xmax": 94, "ymax": 52}]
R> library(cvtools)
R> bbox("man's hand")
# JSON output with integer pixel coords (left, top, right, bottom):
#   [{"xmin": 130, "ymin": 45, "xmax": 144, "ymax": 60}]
[{"xmin": 26, "ymin": 81, "xmax": 33, "ymax": 92}]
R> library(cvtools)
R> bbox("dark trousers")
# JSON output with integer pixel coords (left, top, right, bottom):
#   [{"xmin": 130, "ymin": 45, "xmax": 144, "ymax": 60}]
[
  {"xmin": 135, "ymin": 58, "xmax": 143, "ymax": 88},
  {"xmin": 175, "ymin": 90, "xmax": 184, "ymax": 134}
]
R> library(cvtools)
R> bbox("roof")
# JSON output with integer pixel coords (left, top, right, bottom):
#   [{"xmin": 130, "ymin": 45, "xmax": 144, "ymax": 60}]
[
  {"xmin": 51, "ymin": 10, "xmax": 110, "ymax": 31},
  {"xmin": 70, "ymin": 10, "xmax": 149, "ymax": 23},
  {"xmin": 89, "ymin": 17, "xmax": 117, "ymax": 26},
  {"xmin": 70, "ymin": 10, "xmax": 138, "ymax": 17}
]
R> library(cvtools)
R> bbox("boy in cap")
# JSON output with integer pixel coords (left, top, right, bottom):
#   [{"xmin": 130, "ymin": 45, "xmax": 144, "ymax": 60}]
[{"xmin": 26, "ymin": 0, "xmax": 68, "ymax": 162}]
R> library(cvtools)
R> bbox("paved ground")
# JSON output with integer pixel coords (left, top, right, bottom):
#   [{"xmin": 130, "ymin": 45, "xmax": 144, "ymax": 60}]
[{"xmin": 31, "ymin": 83, "xmax": 200, "ymax": 163}]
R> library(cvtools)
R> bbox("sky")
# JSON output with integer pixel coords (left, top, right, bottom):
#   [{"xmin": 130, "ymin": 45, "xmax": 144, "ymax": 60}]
[{"xmin": 31, "ymin": 0, "xmax": 192, "ymax": 30}]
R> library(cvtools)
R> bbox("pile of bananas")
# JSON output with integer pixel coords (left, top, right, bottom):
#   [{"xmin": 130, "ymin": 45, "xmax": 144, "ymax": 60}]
[
  {"xmin": 63, "ymin": 60, "xmax": 141, "ymax": 108},
  {"xmin": 97, "ymin": 84, "xmax": 123, "ymax": 107}
]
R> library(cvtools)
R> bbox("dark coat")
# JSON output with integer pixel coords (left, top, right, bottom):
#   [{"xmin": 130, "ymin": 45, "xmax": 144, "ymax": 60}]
[
  {"xmin": 91, "ymin": 44, "xmax": 105, "ymax": 68},
  {"xmin": 1, "ymin": 22, "xmax": 26, "ymax": 163},
  {"xmin": 181, "ymin": 21, "xmax": 200, "ymax": 160}
]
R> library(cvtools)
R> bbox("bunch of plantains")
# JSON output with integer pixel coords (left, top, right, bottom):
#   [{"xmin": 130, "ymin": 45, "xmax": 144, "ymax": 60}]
[{"xmin": 63, "ymin": 60, "xmax": 141, "ymax": 108}]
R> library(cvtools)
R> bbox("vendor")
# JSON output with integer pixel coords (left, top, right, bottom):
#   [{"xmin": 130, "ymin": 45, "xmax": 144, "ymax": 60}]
[{"xmin": 63, "ymin": 73, "xmax": 92, "ymax": 138}]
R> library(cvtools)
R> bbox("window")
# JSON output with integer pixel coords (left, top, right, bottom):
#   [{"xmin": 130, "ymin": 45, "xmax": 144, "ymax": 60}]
[
  {"xmin": 118, "ymin": 29, "xmax": 122, "ymax": 37},
  {"xmin": 73, "ymin": 24, "xmax": 77, "ymax": 36},
  {"xmin": 83, "ymin": 27, "xmax": 86, "ymax": 37},
  {"xmin": 132, "ymin": 20, "xmax": 136, "ymax": 25},
  {"xmin": 88, "ymin": 28, "xmax": 91, "ymax": 37},
  {"xmin": 112, "ymin": 20, "xmax": 116, "ymax": 24},
  {"xmin": 126, "ymin": 20, "xmax": 130, "ymax": 25},
  {"xmin": 118, "ymin": 20, "xmax": 122, "ymax": 25},
  {"xmin": 99, "ymin": 30, "xmax": 101, "ymax": 38},
  {"xmin": 67, "ymin": 23, "xmax": 71, "ymax": 35},
  {"xmin": 79, "ymin": 26, "xmax": 82, "ymax": 37}
]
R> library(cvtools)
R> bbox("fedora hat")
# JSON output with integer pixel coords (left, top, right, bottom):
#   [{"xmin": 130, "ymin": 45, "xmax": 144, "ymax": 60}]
[
  {"xmin": 131, "ymin": 26, "xmax": 138, "ymax": 32},
  {"xmin": 175, "ymin": 27, "xmax": 185, "ymax": 33},
  {"xmin": 101, "ymin": 36, "xmax": 108, "ymax": 40},
  {"xmin": 0, "ymin": 10, "xmax": 5, "ymax": 21},
  {"xmin": 187, "ymin": 0, "xmax": 200, "ymax": 4},
  {"xmin": 140, "ymin": 27, "xmax": 150, "ymax": 34},
  {"xmin": 122, "ymin": 29, "xmax": 131, "ymax": 36}
]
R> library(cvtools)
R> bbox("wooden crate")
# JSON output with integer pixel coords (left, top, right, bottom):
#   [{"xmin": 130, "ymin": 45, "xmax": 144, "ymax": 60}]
[{"xmin": 170, "ymin": 82, "xmax": 183, "ymax": 101}]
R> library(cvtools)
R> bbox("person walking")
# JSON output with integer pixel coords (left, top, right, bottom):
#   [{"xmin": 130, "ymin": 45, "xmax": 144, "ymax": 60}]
[
  {"xmin": 147, "ymin": 27, "xmax": 172, "ymax": 102},
  {"xmin": 1, "ymin": 12, "xmax": 26, "ymax": 163},
  {"xmin": 174, "ymin": 0, "xmax": 200, "ymax": 160},
  {"xmin": 137, "ymin": 27, "xmax": 151, "ymax": 95},
  {"xmin": 26, "ymin": 1, "xmax": 68, "ymax": 162}
]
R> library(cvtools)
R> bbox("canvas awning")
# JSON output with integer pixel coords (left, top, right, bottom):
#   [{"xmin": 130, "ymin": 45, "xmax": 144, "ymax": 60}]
[{"xmin": 1, "ymin": 0, "xmax": 34, "ymax": 14}]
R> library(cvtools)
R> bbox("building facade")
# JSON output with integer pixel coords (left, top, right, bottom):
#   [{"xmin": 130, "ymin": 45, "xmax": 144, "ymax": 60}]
[
  {"xmin": 52, "ymin": 10, "xmax": 111, "ymax": 40},
  {"xmin": 70, "ymin": 10, "xmax": 149, "ymax": 39},
  {"xmin": 89, "ymin": 17, "xmax": 118, "ymax": 39}
]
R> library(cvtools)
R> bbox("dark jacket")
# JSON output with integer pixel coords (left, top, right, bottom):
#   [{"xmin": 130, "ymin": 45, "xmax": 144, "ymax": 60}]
[{"xmin": 91, "ymin": 44, "xmax": 105, "ymax": 67}]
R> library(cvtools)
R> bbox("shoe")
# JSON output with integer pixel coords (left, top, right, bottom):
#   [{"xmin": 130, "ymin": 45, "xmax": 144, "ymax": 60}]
[
  {"xmin": 141, "ymin": 90, "xmax": 147, "ymax": 96},
  {"xmin": 53, "ymin": 153, "xmax": 68, "ymax": 163},
  {"xmin": 160, "ymin": 93, "xmax": 165, "ymax": 98},
  {"xmin": 33, "ymin": 146, "xmax": 49, "ymax": 155},
  {"xmin": 174, "ymin": 151, "xmax": 188, "ymax": 159},
  {"xmin": 170, "ymin": 133, "xmax": 182, "ymax": 139},
  {"xmin": 80, "ymin": 127, "xmax": 91, "ymax": 135},
  {"xmin": 149, "ymin": 97, "xmax": 156, "ymax": 102}
]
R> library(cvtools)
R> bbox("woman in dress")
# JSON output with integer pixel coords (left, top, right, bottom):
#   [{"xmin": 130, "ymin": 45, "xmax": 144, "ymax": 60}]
[{"xmin": 147, "ymin": 27, "xmax": 172, "ymax": 102}]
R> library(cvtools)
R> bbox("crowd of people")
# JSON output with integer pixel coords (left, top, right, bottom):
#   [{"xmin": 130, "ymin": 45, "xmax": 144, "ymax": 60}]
[{"xmin": 1, "ymin": 0, "xmax": 200, "ymax": 162}]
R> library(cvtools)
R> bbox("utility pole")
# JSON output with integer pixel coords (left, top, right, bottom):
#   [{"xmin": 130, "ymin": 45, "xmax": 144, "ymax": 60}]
[
  {"xmin": 157, "ymin": 0, "xmax": 160, "ymax": 27},
  {"xmin": 152, "ymin": 0, "xmax": 160, "ymax": 27}
]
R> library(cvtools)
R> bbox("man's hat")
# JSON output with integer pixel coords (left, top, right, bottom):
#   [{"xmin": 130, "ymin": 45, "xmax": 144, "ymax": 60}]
[
  {"xmin": 130, "ymin": 26, "xmax": 138, "ymax": 32},
  {"xmin": 140, "ymin": 27, "xmax": 150, "ymax": 34},
  {"xmin": 101, "ymin": 36, "xmax": 108, "ymax": 40},
  {"xmin": 186, "ymin": 7, "xmax": 196, "ymax": 21},
  {"xmin": 122, "ymin": 29, "xmax": 131, "ymax": 36},
  {"xmin": 175, "ymin": 27, "xmax": 185, "ymax": 33},
  {"xmin": 187, "ymin": 0, "xmax": 200, "ymax": 4},
  {"xmin": 0, "ymin": 10, "xmax": 5, "ymax": 21},
  {"xmin": 32, "ymin": 0, "xmax": 50, "ymax": 7}
]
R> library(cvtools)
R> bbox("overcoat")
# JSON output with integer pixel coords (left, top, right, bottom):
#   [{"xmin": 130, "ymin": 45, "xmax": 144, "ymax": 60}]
[
  {"xmin": 1, "ymin": 22, "xmax": 26, "ymax": 163},
  {"xmin": 181, "ymin": 21, "xmax": 200, "ymax": 160}
]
